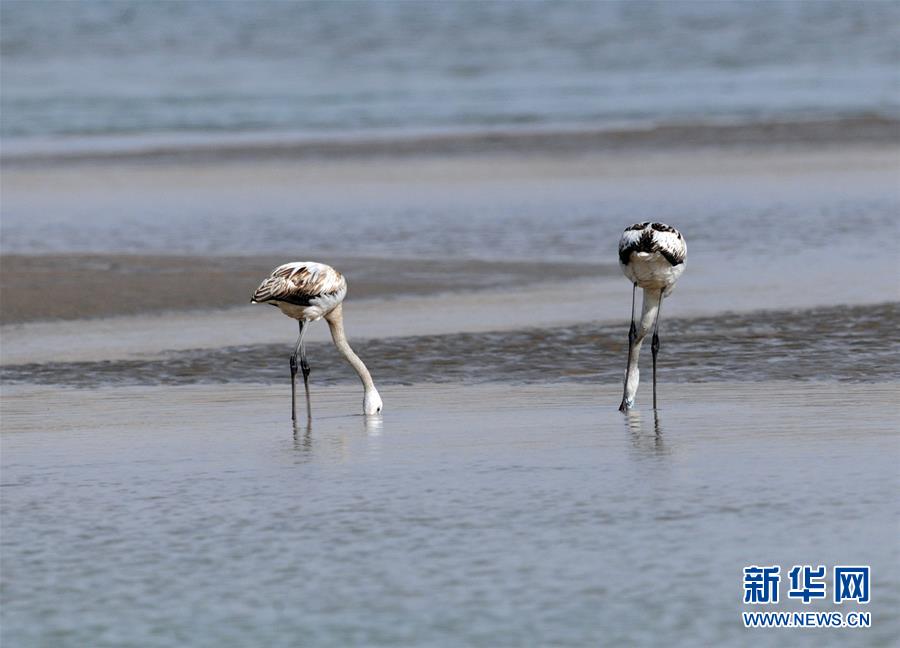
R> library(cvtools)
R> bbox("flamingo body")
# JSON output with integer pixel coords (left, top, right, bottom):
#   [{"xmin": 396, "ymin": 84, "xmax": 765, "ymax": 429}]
[
  {"xmin": 251, "ymin": 261, "xmax": 382, "ymax": 417},
  {"xmin": 617, "ymin": 222, "xmax": 686, "ymax": 411},
  {"xmin": 618, "ymin": 222, "xmax": 686, "ymax": 293},
  {"xmin": 251, "ymin": 261, "xmax": 347, "ymax": 321}
]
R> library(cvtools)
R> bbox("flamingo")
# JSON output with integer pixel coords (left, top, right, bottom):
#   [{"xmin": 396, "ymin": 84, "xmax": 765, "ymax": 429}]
[
  {"xmin": 617, "ymin": 222, "xmax": 686, "ymax": 411},
  {"xmin": 251, "ymin": 261, "xmax": 383, "ymax": 419}
]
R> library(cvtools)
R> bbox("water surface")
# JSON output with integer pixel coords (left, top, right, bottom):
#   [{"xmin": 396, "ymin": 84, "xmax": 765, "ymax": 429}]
[
  {"xmin": 2, "ymin": 382, "xmax": 898, "ymax": 647},
  {"xmin": 3, "ymin": 1, "xmax": 898, "ymax": 140}
]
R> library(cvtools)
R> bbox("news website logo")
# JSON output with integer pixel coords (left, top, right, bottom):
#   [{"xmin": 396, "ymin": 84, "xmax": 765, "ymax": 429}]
[{"xmin": 741, "ymin": 565, "xmax": 871, "ymax": 629}]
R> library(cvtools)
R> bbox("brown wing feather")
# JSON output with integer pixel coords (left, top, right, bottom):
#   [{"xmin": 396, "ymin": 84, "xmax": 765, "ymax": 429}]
[{"xmin": 251, "ymin": 263, "xmax": 343, "ymax": 305}]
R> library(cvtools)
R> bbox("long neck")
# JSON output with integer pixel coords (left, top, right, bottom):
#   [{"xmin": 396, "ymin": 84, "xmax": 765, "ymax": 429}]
[
  {"xmin": 623, "ymin": 287, "xmax": 662, "ymax": 406},
  {"xmin": 637, "ymin": 287, "xmax": 662, "ymax": 339},
  {"xmin": 325, "ymin": 304, "xmax": 376, "ymax": 392}
]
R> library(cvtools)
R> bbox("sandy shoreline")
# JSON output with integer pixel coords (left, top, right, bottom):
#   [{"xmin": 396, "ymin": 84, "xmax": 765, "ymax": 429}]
[
  {"xmin": 4, "ymin": 302, "xmax": 896, "ymax": 388},
  {"xmin": 3, "ymin": 245, "xmax": 897, "ymax": 366},
  {"xmin": 0, "ymin": 279, "xmax": 891, "ymax": 368},
  {"xmin": 5, "ymin": 140, "xmax": 898, "ymax": 195},
  {"xmin": 3, "ymin": 140, "xmax": 897, "ymax": 367},
  {"xmin": 3, "ymin": 242, "xmax": 898, "ymax": 367},
  {"xmin": 3, "ymin": 141, "xmax": 897, "ymax": 322},
  {"xmin": 0, "ymin": 254, "xmax": 609, "ymax": 325},
  {"xmin": 3, "ymin": 116, "xmax": 898, "ymax": 167}
]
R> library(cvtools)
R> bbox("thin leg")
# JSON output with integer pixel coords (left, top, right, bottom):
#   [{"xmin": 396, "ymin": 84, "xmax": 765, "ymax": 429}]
[
  {"xmin": 651, "ymin": 294, "xmax": 663, "ymax": 410},
  {"xmin": 619, "ymin": 283, "xmax": 638, "ymax": 412},
  {"xmin": 299, "ymin": 328, "xmax": 312, "ymax": 419},
  {"xmin": 290, "ymin": 356, "xmax": 296, "ymax": 421},
  {"xmin": 290, "ymin": 320, "xmax": 308, "ymax": 422}
]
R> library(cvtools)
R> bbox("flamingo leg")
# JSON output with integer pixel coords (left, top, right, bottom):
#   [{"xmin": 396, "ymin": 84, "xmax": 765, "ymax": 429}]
[
  {"xmin": 299, "ymin": 325, "xmax": 312, "ymax": 418},
  {"xmin": 619, "ymin": 283, "xmax": 638, "ymax": 412},
  {"xmin": 290, "ymin": 320, "xmax": 309, "ymax": 421},
  {"xmin": 651, "ymin": 294, "xmax": 663, "ymax": 410}
]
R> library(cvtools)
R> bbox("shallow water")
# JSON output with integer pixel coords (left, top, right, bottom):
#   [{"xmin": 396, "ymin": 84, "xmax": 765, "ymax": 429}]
[
  {"xmin": 2, "ymin": 382, "xmax": 898, "ymax": 647},
  {"xmin": 4, "ymin": 303, "xmax": 898, "ymax": 389}
]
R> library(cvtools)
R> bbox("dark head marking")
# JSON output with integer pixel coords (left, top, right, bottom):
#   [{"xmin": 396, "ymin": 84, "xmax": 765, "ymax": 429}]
[
  {"xmin": 619, "ymin": 226, "xmax": 684, "ymax": 266},
  {"xmin": 660, "ymin": 249, "xmax": 684, "ymax": 266},
  {"xmin": 619, "ymin": 229, "xmax": 655, "ymax": 264}
]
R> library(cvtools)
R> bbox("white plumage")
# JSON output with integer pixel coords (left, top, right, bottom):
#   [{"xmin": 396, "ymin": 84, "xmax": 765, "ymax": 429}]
[
  {"xmin": 252, "ymin": 261, "xmax": 382, "ymax": 418},
  {"xmin": 617, "ymin": 222, "xmax": 687, "ymax": 411}
]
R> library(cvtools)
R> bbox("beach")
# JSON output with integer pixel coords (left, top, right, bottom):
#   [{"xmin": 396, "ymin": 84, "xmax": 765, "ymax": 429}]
[
  {"xmin": 2, "ymin": 138, "xmax": 898, "ymax": 367},
  {"xmin": 2, "ymin": 1, "xmax": 900, "ymax": 645}
]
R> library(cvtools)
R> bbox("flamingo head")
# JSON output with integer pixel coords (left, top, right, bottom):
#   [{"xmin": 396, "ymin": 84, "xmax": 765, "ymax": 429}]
[{"xmin": 364, "ymin": 388, "xmax": 383, "ymax": 415}]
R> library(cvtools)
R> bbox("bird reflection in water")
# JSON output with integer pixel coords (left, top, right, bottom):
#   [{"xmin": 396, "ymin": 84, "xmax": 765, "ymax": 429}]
[
  {"xmin": 292, "ymin": 418, "xmax": 313, "ymax": 453},
  {"xmin": 364, "ymin": 414, "xmax": 384, "ymax": 437},
  {"xmin": 624, "ymin": 409, "xmax": 667, "ymax": 455},
  {"xmin": 290, "ymin": 412, "xmax": 383, "ymax": 457}
]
